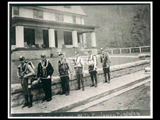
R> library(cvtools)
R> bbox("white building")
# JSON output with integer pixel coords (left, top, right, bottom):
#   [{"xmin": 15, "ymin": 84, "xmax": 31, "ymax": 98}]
[{"xmin": 11, "ymin": 5, "xmax": 97, "ymax": 50}]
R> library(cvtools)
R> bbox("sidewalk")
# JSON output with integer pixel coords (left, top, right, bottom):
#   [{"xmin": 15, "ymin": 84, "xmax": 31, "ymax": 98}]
[{"xmin": 11, "ymin": 70, "xmax": 150, "ymax": 114}]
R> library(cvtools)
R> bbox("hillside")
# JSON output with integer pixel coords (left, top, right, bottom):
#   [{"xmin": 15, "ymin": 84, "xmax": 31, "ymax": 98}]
[{"xmin": 81, "ymin": 5, "xmax": 150, "ymax": 49}]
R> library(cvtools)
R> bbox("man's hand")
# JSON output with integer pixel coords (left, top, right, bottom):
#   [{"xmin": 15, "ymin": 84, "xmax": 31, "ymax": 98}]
[{"xmin": 37, "ymin": 77, "xmax": 41, "ymax": 83}]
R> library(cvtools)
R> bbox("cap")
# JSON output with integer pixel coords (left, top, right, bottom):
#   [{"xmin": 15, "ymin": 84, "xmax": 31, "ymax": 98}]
[
  {"xmin": 41, "ymin": 54, "xmax": 46, "ymax": 58},
  {"xmin": 19, "ymin": 55, "xmax": 25, "ymax": 61},
  {"xmin": 87, "ymin": 49, "xmax": 92, "ymax": 53},
  {"xmin": 58, "ymin": 52, "xmax": 63, "ymax": 56}
]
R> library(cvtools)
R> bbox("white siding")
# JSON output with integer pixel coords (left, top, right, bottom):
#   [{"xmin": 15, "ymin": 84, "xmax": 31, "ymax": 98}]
[
  {"xmin": 43, "ymin": 11, "xmax": 55, "ymax": 21},
  {"xmin": 19, "ymin": 7, "xmax": 33, "ymax": 18},
  {"xmin": 13, "ymin": 7, "xmax": 85, "ymax": 25}
]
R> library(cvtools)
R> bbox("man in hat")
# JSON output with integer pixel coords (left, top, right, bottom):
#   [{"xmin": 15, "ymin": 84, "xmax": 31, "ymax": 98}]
[
  {"xmin": 58, "ymin": 52, "xmax": 70, "ymax": 95},
  {"xmin": 37, "ymin": 54, "xmax": 54, "ymax": 102},
  {"xmin": 87, "ymin": 50, "xmax": 98, "ymax": 87},
  {"xmin": 100, "ymin": 49, "xmax": 111, "ymax": 83},
  {"xmin": 73, "ymin": 51, "xmax": 85, "ymax": 91},
  {"xmin": 17, "ymin": 56, "xmax": 35, "ymax": 108}
]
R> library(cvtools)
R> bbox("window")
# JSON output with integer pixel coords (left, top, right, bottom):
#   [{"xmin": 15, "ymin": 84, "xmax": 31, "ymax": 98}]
[
  {"xmin": 13, "ymin": 6, "xmax": 19, "ymax": 16},
  {"xmin": 55, "ymin": 13, "xmax": 64, "ymax": 22},
  {"xmin": 33, "ymin": 10, "xmax": 43, "ymax": 18},
  {"xmin": 80, "ymin": 17, "xmax": 83, "ymax": 24},
  {"xmin": 72, "ymin": 15, "xmax": 76, "ymax": 23},
  {"xmin": 64, "ymin": 31, "xmax": 72, "ymax": 45}
]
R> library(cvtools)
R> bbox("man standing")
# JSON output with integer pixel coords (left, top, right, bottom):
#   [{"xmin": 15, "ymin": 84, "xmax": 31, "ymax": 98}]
[
  {"xmin": 58, "ymin": 52, "xmax": 70, "ymax": 96},
  {"xmin": 87, "ymin": 50, "xmax": 98, "ymax": 87},
  {"xmin": 37, "ymin": 54, "xmax": 54, "ymax": 102},
  {"xmin": 73, "ymin": 51, "xmax": 85, "ymax": 91},
  {"xmin": 17, "ymin": 56, "xmax": 35, "ymax": 108},
  {"xmin": 100, "ymin": 49, "xmax": 111, "ymax": 83}
]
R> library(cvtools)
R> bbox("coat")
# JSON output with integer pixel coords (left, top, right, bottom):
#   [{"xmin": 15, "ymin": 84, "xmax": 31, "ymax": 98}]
[
  {"xmin": 37, "ymin": 59, "xmax": 54, "ymax": 78},
  {"xmin": 100, "ymin": 53, "xmax": 111, "ymax": 68},
  {"xmin": 58, "ymin": 59, "xmax": 70, "ymax": 77}
]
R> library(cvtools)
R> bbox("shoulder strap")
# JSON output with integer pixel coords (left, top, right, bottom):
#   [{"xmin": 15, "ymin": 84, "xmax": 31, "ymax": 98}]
[{"xmin": 41, "ymin": 59, "xmax": 49, "ymax": 68}]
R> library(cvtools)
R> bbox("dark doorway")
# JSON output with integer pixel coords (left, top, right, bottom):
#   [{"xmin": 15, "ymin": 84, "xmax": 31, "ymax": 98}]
[
  {"xmin": 24, "ymin": 28, "xmax": 35, "ymax": 46},
  {"xmin": 55, "ymin": 30, "xmax": 58, "ymax": 48},
  {"xmin": 64, "ymin": 31, "xmax": 72, "ymax": 45},
  {"xmin": 43, "ymin": 30, "xmax": 49, "ymax": 48}
]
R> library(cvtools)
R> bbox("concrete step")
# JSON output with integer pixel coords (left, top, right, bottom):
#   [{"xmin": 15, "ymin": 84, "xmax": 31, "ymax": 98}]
[
  {"xmin": 53, "ymin": 73, "xmax": 150, "ymax": 113},
  {"xmin": 67, "ymin": 79, "xmax": 150, "ymax": 112}
]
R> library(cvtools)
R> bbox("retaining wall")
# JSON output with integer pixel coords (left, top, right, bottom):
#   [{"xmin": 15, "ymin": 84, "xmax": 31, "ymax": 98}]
[{"xmin": 11, "ymin": 60, "xmax": 150, "ymax": 108}]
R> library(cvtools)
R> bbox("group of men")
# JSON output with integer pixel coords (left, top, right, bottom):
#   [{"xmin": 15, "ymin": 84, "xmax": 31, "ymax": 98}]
[{"xmin": 17, "ymin": 48, "xmax": 111, "ymax": 108}]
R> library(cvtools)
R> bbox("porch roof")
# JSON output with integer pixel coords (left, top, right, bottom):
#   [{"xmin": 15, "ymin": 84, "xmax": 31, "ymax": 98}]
[{"xmin": 12, "ymin": 16, "xmax": 98, "ymax": 33}]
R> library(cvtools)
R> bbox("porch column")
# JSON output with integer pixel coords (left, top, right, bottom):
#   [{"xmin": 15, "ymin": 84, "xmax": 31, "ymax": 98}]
[
  {"xmin": 83, "ymin": 33, "xmax": 87, "ymax": 48},
  {"xmin": 16, "ymin": 26, "xmax": 24, "ymax": 48},
  {"xmin": 72, "ymin": 30, "xmax": 78, "ymax": 47},
  {"xmin": 91, "ymin": 31, "xmax": 96, "ymax": 47},
  {"xmin": 79, "ymin": 34, "xmax": 83, "ymax": 47},
  {"xmin": 49, "ymin": 29, "xmax": 55, "ymax": 48}
]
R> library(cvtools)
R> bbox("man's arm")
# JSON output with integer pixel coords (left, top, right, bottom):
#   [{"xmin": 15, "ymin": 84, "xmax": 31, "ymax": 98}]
[{"xmin": 93, "ymin": 55, "xmax": 97, "ymax": 70}]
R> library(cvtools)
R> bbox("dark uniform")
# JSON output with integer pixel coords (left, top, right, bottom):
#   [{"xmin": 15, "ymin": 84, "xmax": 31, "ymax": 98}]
[
  {"xmin": 88, "ymin": 53, "xmax": 98, "ymax": 87},
  {"xmin": 100, "ymin": 51, "xmax": 111, "ymax": 83},
  {"xmin": 37, "ymin": 55, "xmax": 54, "ymax": 102},
  {"xmin": 58, "ymin": 54, "xmax": 70, "ymax": 95},
  {"xmin": 17, "ymin": 56, "xmax": 35, "ymax": 108}
]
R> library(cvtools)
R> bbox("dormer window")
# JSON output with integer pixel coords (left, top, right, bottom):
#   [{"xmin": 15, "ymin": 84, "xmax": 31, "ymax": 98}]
[
  {"xmin": 33, "ymin": 9, "xmax": 43, "ymax": 19},
  {"xmin": 72, "ymin": 15, "xmax": 76, "ymax": 23}
]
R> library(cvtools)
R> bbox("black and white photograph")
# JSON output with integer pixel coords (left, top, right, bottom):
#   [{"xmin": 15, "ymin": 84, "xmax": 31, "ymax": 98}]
[{"xmin": 8, "ymin": 1, "xmax": 153, "ymax": 118}]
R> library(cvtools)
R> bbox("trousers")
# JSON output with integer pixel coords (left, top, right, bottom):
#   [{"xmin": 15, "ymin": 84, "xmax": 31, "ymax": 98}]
[
  {"xmin": 21, "ymin": 78, "xmax": 32, "ymax": 96},
  {"xmin": 75, "ymin": 67, "xmax": 84, "ymax": 90},
  {"xmin": 41, "ymin": 78, "xmax": 52, "ymax": 99},
  {"xmin": 60, "ymin": 76, "xmax": 70, "ymax": 94},
  {"xmin": 103, "ymin": 67, "xmax": 110, "ymax": 82},
  {"xmin": 89, "ymin": 70, "xmax": 97, "ymax": 85}
]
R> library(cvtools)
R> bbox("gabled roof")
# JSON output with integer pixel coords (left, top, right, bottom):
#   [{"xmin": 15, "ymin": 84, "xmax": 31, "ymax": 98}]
[{"xmin": 39, "ymin": 6, "xmax": 86, "ymax": 16}]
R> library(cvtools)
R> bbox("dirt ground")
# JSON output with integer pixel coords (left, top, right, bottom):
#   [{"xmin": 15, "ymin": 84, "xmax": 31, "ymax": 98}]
[{"xmin": 82, "ymin": 81, "xmax": 150, "ymax": 112}]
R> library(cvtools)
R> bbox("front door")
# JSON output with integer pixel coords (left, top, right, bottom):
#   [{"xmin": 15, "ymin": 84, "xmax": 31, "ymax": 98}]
[{"xmin": 43, "ymin": 30, "xmax": 49, "ymax": 48}]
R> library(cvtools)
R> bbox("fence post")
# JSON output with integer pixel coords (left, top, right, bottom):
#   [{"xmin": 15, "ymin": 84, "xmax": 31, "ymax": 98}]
[
  {"xmin": 111, "ymin": 49, "xmax": 113, "ymax": 54},
  {"xmin": 120, "ymin": 48, "xmax": 122, "ymax": 54},
  {"xmin": 129, "ymin": 48, "xmax": 131, "ymax": 54},
  {"xmin": 139, "ymin": 47, "xmax": 141, "ymax": 53}
]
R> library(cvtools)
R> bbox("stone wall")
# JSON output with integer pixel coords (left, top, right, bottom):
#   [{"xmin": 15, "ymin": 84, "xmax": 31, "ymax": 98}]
[
  {"xmin": 11, "ymin": 48, "xmax": 58, "ymax": 60},
  {"xmin": 11, "ymin": 60, "xmax": 149, "ymax": 108}
]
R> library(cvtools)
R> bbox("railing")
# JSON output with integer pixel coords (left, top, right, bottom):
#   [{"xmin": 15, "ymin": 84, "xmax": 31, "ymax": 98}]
[{"xmin": 105, "ymin": 46, "xmax": 150, "ymax": 54}]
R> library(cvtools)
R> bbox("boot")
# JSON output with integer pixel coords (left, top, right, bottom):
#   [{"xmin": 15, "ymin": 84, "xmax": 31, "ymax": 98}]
[
  {"xmin": 103, "ymin": 73, "xmax": 107, "ymax": 83},
  {"xmin": 22, "ymin": 95, "xmax": 28, "ymax": 108},
  {"xmin": 28, "ymin": 94, "xmax": 33, "ymax": 108}
]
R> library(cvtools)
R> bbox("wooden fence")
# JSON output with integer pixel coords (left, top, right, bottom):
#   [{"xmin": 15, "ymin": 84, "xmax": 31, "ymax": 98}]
[{"xmin": 105, "ymin": 46, "xmax": 150, "ymax": 54}]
